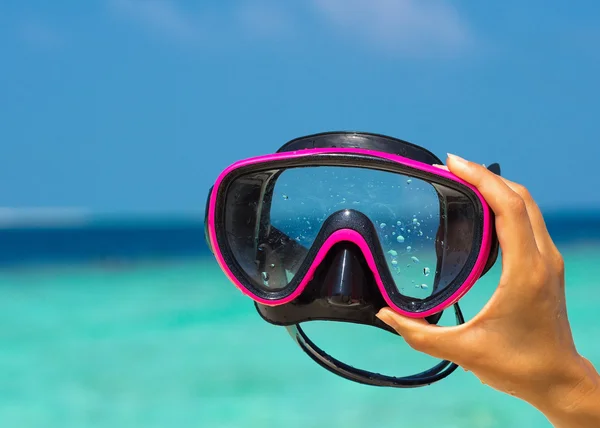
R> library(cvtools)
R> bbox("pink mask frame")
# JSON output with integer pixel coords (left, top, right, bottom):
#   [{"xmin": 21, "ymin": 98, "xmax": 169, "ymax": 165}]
[{"xmin": 206, "ymin": 148, "xmax": 493, "ymax": 319}]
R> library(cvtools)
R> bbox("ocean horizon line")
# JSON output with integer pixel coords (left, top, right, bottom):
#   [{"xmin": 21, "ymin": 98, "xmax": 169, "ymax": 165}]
[
  {"xmin": 0, "ymin": 206, "xmax": 598, "ymax": 229},
  {"xmin": 0, "ymin": 207, "xmax": 598, "ymax": 268}
]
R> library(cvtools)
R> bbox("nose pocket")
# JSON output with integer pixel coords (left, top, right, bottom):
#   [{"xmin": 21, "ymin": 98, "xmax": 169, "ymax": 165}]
[
  {"xmin": 254, "ymin": 241, "xmax": 390, "ymax": 328},
  {"xmin": 318, "ymin": 242, "xmax": 373, "ymax": 307}
]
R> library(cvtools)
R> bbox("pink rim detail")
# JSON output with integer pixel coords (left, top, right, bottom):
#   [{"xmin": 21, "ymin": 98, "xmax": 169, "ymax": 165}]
[{"xmin": 207, "ymin": 148, "xmax": 492, "ymax": 318}]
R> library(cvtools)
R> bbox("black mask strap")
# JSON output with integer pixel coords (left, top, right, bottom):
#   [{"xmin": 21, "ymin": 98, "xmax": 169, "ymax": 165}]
[{"xmin": 285, "ymin": 303, "xmax": 465, "ymax": 388}]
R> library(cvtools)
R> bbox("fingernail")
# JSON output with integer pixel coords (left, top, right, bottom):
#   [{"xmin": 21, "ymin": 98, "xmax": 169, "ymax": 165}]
[
  {"xmin": 447, "ymin": 153, "xmax": 469, "ymax": 168},
  {"xmin": 432, "ymin": 164, "xmax": 449, "ymax": 170},
  {"xmin": 376, "ymin": 310, "xmax": 392, "ymax": 325}
]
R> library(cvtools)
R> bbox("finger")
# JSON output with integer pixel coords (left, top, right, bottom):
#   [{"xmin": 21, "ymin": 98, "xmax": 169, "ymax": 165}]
[
  {"xmin": 445, "ymin": 154, "xmax": 540, "ymax": 265},
  {"xmin": 376, "ymin": 307, "xmax": 465, "ymax": 363},
  {"xmin": 437, "ymin": 162, "xmax": 555, "ymax": 256},
  {"xmin": 499, "ymin": 177, "xmax": 558, "ymax": 256}
]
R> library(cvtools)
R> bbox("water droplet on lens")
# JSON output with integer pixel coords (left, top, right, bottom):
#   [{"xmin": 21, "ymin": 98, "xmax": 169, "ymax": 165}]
[
  {"xmin": 270, "ymin": 264, "xmax": 275, "ymax": 268},
  {"xmin": 407, "ymin": 179, "xmax": 412, "ymax": 184},
  {"xmin": 396, "ymin": 220, "xmax": 402, "ymax": 226},
  {"xmin": 388, "ymin": 249, "xmax": 398, "ymax": 256},
  {"xmin": 396, "ymin": 235, "xmax": 405, "ymax": 243},
  {"xmin": 406, "ymin": 245, "xmax": 412, "ymax": 252},
  {"xmin": 413, "ymin": 218, "xmax": 418, "ymax": 224},
  {"xmin": 282, "ymin": 194, "xmax": 289, "ymax": 200},
  {"xmin": 420, "ymin": 284, "xmax": 429, "ymax": 289},
  {"xmin": 380, "ymin": 222, "xmax": 387, "ymax": 229},
  {"xmin": 423, "ymin": 267, "xmax": 430, "ymax": 276},
  {"xmin": 262, "ymin": 272, "xmax": 269, "ymax": 281},
  {"xmin": 411, "ymin": 256, "xmax": 420, "ymax": 263},
  {"xmin": 391, "ymin": 260, "xmax": 398, "ymax": 266}
]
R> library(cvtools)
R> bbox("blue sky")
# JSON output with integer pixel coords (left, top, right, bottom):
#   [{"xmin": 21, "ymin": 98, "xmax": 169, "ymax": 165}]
[{"xmin": 1, "ymin": 1, "xmax": 599, "ymax": 216}]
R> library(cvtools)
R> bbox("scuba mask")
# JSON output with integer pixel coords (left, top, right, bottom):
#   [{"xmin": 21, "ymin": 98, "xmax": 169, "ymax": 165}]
[{"xmin": 204, "ymin": 132, "xmax": 500, "ymax": 388}]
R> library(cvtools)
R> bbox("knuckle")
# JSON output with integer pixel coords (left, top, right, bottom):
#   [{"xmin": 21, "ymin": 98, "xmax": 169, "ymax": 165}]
[
  {"xmin": 405, "ymin": 332, "xmax": 428, "ymax": 352},
  {"xmin": 511, "ymin": 182, "xmax": 532, "ymax": 201},
  {"xmin": 552, "ymin": 252, "xmax": 565, "ymax": 275},
  {"xmin": 507, "ymin": 194, "xmax": 527, "ymax": 216}
]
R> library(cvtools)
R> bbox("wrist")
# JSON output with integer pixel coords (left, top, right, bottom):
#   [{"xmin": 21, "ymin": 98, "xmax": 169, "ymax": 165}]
[{"xmin": 528, "ymin": 355, "xmax": 600, "ymax": 426}]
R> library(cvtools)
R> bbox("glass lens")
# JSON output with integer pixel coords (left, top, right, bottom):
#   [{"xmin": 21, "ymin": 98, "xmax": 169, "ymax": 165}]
[{"xmin": 224, "ymin": 165, "xmax": 476, "ymax": 298}]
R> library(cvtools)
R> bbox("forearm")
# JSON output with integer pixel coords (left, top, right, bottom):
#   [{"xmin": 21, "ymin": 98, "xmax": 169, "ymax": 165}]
[{"xmin": 531, "ymin": 356, "xmax": 600, "ymax": 428}]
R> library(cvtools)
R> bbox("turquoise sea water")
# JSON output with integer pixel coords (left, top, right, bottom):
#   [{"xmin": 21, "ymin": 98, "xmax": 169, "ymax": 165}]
[{"xmin": 0, "ymin": 219, "xmax": 599, "ymax": 427}]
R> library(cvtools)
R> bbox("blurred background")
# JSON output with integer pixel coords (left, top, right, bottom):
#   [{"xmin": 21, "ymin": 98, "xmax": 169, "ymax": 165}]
[{"xmin": 1, "ymin": 1, "xmax": 599, "ymax": 427}]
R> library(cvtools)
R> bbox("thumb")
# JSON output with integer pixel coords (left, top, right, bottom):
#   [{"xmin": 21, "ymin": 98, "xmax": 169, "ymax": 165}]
[{"xmin": 376, "ymin": 307, "xmax": 462, "ymax": 362}]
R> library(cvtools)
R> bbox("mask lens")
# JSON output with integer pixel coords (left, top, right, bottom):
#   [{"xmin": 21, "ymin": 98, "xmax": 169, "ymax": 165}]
[{"xmin": 224, "ymin": 165, "xmax": 477, "ymax": 297}]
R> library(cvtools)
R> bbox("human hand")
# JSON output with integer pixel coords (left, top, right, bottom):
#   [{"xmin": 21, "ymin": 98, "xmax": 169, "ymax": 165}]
[{"xmin": 376, "ymin": 154, "xmax": 600, "ymax": 427}]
